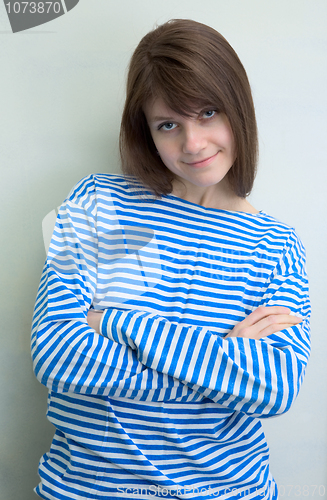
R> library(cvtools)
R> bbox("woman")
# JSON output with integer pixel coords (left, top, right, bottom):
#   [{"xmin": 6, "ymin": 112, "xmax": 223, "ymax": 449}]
[{"xmin": 31, "ymin": 19, "xmax": 311, "ymax": 499}]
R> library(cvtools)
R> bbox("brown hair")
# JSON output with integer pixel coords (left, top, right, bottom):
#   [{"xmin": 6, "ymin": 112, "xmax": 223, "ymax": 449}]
[{"xmin": 120, "ymin": 19, "xmax": 258, "ymax": 198}]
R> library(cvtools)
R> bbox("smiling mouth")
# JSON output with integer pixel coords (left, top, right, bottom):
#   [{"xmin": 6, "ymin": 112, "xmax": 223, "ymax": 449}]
[{"xmin": 186, "ymin": 152, "xmax": 219, "ymax": 167}]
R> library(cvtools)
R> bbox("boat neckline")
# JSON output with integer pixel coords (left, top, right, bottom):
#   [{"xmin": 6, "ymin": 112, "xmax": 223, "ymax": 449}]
[{"xmin": 164, "ymin": 192, "xmax": 264, "ymax": 217}]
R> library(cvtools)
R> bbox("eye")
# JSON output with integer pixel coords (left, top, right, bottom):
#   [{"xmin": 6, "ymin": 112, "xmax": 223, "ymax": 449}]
[
  {"xmin": 202, "ymin": 110, "xmax": 217, "ymax": 119},
  {"xmin": 158, "ymin": 122, "xmax": 177, "ymax": 131}
]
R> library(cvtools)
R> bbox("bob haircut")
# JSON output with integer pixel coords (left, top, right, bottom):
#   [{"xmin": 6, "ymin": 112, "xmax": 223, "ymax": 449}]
[{"xmin": 120, "ymin": 19, "xmax": 258, "ymax": 198}]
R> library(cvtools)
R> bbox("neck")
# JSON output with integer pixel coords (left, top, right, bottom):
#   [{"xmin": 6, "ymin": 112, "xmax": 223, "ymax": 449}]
[{"xmin": 171, "ymin": 178, "xmax": 259, "ymax": 214}]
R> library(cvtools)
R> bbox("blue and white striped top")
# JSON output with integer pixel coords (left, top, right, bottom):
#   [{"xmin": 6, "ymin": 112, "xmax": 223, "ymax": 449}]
[{"xmin": 31, "ymin": 174, "xmax": 311, "ymax": 500}]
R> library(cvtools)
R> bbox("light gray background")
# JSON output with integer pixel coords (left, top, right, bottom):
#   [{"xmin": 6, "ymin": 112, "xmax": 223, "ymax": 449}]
[{"xmin": 0, "ymin": 1, "xmax": 326, "ymax": 499}]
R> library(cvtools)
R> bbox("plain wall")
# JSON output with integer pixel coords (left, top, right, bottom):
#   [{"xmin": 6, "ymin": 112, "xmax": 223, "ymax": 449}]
[{"xmin": 0, "ymin": 1, "xmax": 326, "ymax": 499}]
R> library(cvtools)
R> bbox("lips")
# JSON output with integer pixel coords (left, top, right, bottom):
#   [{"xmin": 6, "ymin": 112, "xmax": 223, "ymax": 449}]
[{"xmin": 185, "ymin": 152, "xmax": 219, "ymax": 168}]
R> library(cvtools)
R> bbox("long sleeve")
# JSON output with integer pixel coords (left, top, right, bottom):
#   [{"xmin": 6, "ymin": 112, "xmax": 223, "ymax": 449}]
[
  {"xmin": 31, "ymin": 174, "xmax": 311, "ymax": 499},
  {"xmin": 31, "ymin": 177, "xmax": 200, "ymax": 402},
  {"xmin": 100, "ymin": 230, "xmax": 311, "ymax": 417}
]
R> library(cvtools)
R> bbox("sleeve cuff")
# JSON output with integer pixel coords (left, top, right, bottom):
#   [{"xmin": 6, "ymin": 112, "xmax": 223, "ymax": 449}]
[{"xmin": 99, "ymin": 308, "xmax": 138, "ymax": 348}]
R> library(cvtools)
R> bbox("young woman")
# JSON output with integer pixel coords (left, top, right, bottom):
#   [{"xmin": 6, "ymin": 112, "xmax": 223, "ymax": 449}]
[{"xmin": 31, "ymin": 19, "xmax": 311, "ymax": 500}]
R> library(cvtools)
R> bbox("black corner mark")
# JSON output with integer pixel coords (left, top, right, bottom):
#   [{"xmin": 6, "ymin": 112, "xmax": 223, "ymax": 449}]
[{"xmin": 3, "ymin": 0, "xmax": 80, "ymax": 33}]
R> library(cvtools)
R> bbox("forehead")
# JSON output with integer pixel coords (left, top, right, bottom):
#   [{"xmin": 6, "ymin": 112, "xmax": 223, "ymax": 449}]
[
  {"xmin": 143, "ymin": 98, "xmax": 175, "ymax": 121},
  {"xmin": 143, "ymin": 97, "xmax": 204, "ymax": 123}
]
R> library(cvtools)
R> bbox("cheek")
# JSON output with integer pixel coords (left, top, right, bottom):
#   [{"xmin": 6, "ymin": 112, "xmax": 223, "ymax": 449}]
[
  {"xmin": 216, "ymin": 115, "xmax": 236, "ymax": 153},
  {"xmin": 219, "ymin": 125, "xmax": 237, "ymax": 160},
  {"xmin": 150, "ymin": 133, "xmax": 162, "ymax": 153},
  {"xmin": 154, "ymin": 138, "xmax": 175, "ymax": 162}
]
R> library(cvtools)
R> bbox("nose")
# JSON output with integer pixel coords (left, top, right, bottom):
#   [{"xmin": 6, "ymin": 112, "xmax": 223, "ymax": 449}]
[{"xmin": 182, "ymin": 123, "xmax": 207, "ymax": 155}]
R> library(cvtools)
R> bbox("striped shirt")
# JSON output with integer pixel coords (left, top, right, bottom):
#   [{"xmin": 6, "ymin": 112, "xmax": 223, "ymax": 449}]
[{"xmin": 31, "ymin": 174, "xmax": 311, "ymax": 500}]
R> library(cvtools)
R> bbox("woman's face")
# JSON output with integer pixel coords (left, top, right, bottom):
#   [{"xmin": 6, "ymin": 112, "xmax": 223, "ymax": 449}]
[{"xmin": 144, "ymin": 98, "xmax": 236, "ymax": 195}]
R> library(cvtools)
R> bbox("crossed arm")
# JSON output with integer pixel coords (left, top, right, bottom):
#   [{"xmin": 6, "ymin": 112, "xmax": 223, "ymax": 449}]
[
  {"xmin": 88, "ymin": 306, "xmax": 302, "ymax": 342},
  {"xmin": 32, "ymin": 196, "xmax": 310, "ymax": 416},
  {"xmin": 85, "ymin": 305, "xmax": 305, "ymax": 416}
]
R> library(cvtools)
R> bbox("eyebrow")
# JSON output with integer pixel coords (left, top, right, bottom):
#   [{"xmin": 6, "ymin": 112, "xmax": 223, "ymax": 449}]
[
  {"xmin": 148, "ymin": 108, "xmax": 209, "ymax": 124},
  {"xmin": 149, "ymin": 116, "xmax": 176, "ymax": 123}
]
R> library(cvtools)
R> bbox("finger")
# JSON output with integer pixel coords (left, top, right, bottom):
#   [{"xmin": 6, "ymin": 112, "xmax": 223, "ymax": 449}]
[
  {"xmin": 259, "ymin": 322, "xmax": 302, "ymax": 338},
  {"xmin": 87, "ymin": 310, "xmax": 103, "ymax": 317},
  {"xmin": 248, "ymin": 313, "xmax": 302, "ymax": 336},
  {"xmin": 259, "ymin": 313, "xmax": 302, "ymax": 328},
  {"xmin": 241, "ymin": 306, "xmax": 291, "ymax": 327},
  {"xmin": 238, "ymin": 314, "xmax": 302, "ymax": 339},
  {"xmin": 237, "ymin": 323, "xmax": 296, "ymax": 340}
]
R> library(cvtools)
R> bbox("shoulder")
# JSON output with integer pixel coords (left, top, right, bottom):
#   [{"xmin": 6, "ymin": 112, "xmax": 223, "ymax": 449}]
[
  {"xmin": 64, "ymin": 173, "xmax": 154, "ymax": 209},
  {"xmin": 258, "ymin": 211, "xmax": 302, "ymax": 242},
  {"xmin": 253, "ymin": 211, "xmax": 298, "ymax": 242},
  {"xmin": 257, "ymin": 211, "xmax": 307, "ymax": 274}
]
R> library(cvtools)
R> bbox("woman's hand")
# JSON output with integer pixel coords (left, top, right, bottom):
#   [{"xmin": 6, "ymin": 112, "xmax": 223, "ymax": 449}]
[
  {"xmin": 225, "ymin": 306, "xmax": 303, "ymax": 340},
  {"xmin": 87, "ymin": 309, "xmax": 104, "ymax": 334}
]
